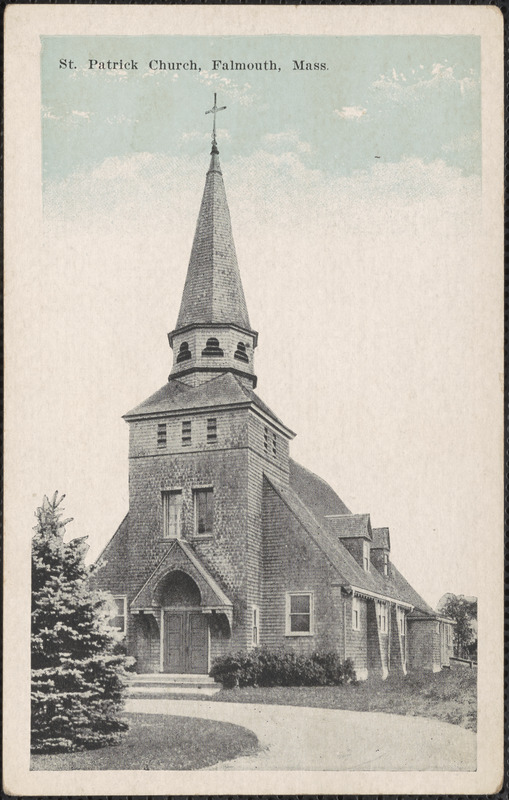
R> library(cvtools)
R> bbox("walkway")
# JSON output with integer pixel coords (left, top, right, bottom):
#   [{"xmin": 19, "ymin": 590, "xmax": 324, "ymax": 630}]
[{"xmin": 126, "ymin": 698, "xmax": 476, "ymax": 771}]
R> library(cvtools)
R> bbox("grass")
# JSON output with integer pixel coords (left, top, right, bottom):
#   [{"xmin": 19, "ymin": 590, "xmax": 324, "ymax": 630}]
[
  {"xmin": 132, "ymin": 663, "xmax": 477, "ymax": 732},
  {"xmin": 31, "ymin": 713, "xmax": 259, "ymax": 771}
]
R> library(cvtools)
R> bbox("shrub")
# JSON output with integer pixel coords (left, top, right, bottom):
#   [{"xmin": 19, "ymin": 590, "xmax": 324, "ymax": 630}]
[{"xmin": 210, "ymin": 648, "xmax": 357, "ymax": 688}]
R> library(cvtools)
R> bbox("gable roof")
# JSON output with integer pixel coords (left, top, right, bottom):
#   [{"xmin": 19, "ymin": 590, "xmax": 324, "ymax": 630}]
[
  {"xmin": 175, "ymin": 150, "xmax": 251, "ymax": 331},
  {"xmin": 325, "ymin": 513, "xmax": 372, "ymax": 540},
  {"xmin": 269, "ymin": 471, "xmax": 438, "ymax": 616},
  {"xmin": 265, "ymin": 474, "xmax": 388, "ymax": 594},
  {"xmin": 130, "ymin": 539, "xmax": 233, "ymax": 623},
  {"xmin": 124, "ymin": 371, "xmax": 291, "ymax": 433}
]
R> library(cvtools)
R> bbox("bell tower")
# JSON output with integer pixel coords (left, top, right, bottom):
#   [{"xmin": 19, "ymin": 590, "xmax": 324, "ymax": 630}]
[{"xmin": 167, "ymin": 94, "xmax": 258, "ymax": 388}]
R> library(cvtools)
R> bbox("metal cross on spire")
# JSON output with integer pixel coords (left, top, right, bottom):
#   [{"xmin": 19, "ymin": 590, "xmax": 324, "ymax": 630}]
[{"xmin": 205, "ymin": 93, "xmax": 227, "ymax": 149}]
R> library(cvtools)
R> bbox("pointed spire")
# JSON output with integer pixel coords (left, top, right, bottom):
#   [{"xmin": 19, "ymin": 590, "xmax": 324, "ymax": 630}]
[{"xmin": 175, "ymin": 132, "xmax": 251, "ymax": 331}]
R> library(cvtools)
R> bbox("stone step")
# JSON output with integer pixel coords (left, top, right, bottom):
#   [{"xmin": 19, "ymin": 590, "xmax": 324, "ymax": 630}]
[
  {"xmin": 129, "ymin": 672, "xmax": 217, "ymax": 686},
  {"xmin": 127, "ymin": 683, "xmax": 221, "ymax": 697}
]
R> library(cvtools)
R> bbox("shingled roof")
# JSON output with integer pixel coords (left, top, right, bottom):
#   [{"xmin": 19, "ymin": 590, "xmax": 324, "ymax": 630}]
[
  {"xmin": 175, "ymin": 149, "xmax": 251, "ymax": 331},
  {"xmin": 325, "ymin": 513, "xmax": 372, "ymax": 540},
  {"xmin": 289, "ymin": 459, "xmax": 351, "ymax": 518},
  {"xmin": 269, "ymin": 472, "xmax": 438, "ymax": 615},
  {"xmin": 372, "ymin": 526, "xmax": 390, "ymax": 549},
  {"xmin": 124, "ymin": 371, "xmax": 291, "ymax": 433}
]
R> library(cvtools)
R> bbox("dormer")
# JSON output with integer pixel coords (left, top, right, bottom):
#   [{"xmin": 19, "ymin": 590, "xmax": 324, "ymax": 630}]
[
  {"xmin": 325, "ymin": 513, "xmax": 373, "ymax": 572},
  {"xmin": 371, "ymin": 527, "xmax": 391, "ymax": 577}
]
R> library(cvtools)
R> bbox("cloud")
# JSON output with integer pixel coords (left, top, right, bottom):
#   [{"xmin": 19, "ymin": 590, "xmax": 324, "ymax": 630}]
[
  {"xmin": 372, "ymin": 62, "xmax": 478, "ymax": 100},
  {"xmin": 442, "ymin": 130, "xmax": 481, "ymax": 154},
  {"xmin": 333, "ymin": 106, "xmax": 367, "ymax": 120},
  {"xmin": 196, "ymin": 70, "xmax": 255, "ymax": 106},
  {"xmin": 181, "ymin": 128, "xmax": 230, "ymax": 144},
  {"xmin": 106, "ymin": 113, "xmax": 135, "ymax": 125},
  {"xmin": 262, "ymin": 131, "xmax": 311, "ymax": 154},
  {"xmin": 142, "ymin": 69, "xmax": 179, "ymax": 82},
  {"xmin": 42, "ymin": 106, "xmax": 61, "ymax": 120},
  {"xmin": 72, "ymin": 110, "xmax": 92, "ymax": 120}
]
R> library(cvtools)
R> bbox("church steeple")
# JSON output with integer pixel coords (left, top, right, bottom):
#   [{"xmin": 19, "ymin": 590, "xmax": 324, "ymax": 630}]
[{"xmin": 168, "ymin": 96, "xmax": 257, "ymax": 388}]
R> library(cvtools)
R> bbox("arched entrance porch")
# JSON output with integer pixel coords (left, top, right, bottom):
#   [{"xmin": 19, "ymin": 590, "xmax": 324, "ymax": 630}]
[
  {"xmin": 129, "ymin": 539, "xmax": 234, "ymax": 675},
  {"xmin": 157, "ymin": 570, "xmax": 208, "ymax": 674}
]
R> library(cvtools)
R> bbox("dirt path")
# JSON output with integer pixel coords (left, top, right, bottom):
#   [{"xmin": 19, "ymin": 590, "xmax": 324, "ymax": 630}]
[{"xmin": 126, "ymin": 698, "xmax": 476, "ymax": 771}]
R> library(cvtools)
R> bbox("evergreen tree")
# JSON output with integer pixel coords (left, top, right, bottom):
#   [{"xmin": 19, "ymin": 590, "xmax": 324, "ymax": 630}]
[{"xmin": 31, "ymin": 492, "xmax": 131, "ymax": 752}]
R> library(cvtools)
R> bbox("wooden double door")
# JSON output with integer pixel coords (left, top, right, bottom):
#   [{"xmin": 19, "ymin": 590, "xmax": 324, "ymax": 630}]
[{"xmin": 164, "ymin": 610, "xmax": 208, "ymax": 674}]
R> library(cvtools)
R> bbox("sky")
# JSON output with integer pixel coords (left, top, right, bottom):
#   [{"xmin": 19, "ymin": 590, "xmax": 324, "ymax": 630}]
[{"xmin": 31, "ymin": 34, "xmax": 489, "ymax": 607}]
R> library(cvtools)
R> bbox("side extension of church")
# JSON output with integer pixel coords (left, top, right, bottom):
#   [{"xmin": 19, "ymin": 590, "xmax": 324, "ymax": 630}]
[{"xmin": 94, "ymin": 115, "xmax": 454, "ymax": 680}]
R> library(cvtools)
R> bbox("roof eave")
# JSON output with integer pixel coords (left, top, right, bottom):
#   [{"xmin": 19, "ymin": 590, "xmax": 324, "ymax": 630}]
[
  {"xmin": 349, "ymin": 585, "xmax": 414, "ymax": 610},
  {"xmin": 168, "ymin": 322, "xmax": 258, "ymax": 348}
]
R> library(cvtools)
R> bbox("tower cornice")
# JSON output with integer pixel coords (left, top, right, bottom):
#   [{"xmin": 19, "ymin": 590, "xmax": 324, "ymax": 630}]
[
  {"xmin": 168, "ymin": 364, "xmax": 257, "ymax": 389},
  {"xmin": 168, "ymin": 322, "xmax": 259, "ymax": 349}
]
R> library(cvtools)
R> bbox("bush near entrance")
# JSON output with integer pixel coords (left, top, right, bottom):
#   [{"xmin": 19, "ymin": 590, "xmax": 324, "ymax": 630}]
[{"xmin": 210, "ymin": 648, "xmax": 356, "ymax": 688}]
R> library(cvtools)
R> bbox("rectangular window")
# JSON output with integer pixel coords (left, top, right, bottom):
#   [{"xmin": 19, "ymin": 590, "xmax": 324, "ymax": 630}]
[
  {"xmin": 207, "ymin": 417, "xmax": 217, "ymax": 443},
  {"xmin": 352, "ymin": 596, "xmax": 361, "ymax": 631},
  {"xmin": 272, "ymin": 432, "xmax": 277, "ymax": 456},
  {"xmin": 252, "ymin": 605, "xmax": 259, "ymax": 646},
  {"xmin": 157, "ymin": 422, "xmax": 167, "ymax": 448},
  {"xmin": 376, "ymin": 601, "xmax": 388, "ymax": 633},
  {"xmin": 363, "ymin": 540, "xmax": 370, "ymax": 572},
  {"xmin": 264, "ymin": 426, "xmax": 269, "ymax": 451},
  {"xmin": 162, "ymin": 490, "xmax": 183, "ymax": 539},
  {"xmin": 110, "ymin": 596, "xmax": 126, "ymax": 635},
  {"xmin": 182, "ymin": 420, "xmax": 191, "ymax": 446},
  {"xmin": 383, "ymin": 552, "xmax": 389, "ymax": 576},
  {"xmin": 396, "ymin": 607, "xmax": 406, "ymax": 636},
  {"xmin": 286, "ymin": 592, "xmax": 313, "ymax": 636},
  {"xmin": 194, "ymin": 488, "xmax": 214, "ymax": 535}
]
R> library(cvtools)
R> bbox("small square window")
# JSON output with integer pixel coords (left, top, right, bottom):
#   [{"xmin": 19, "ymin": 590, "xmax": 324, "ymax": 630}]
[
  {"xmin": 286, "ymin": 592, "xmax": 313, "ymax": 635},
  {"xmin": 182, "ymin": 420, "xmax": 192, "ymax": 446},
  {"xmin": 157, "ymin": 423, "xmax": 167, "ymax": 448},
  {"xmin": 110, "ymin": 596, "xmax": 126, "ymax": 635},
  {"xmin": 207, "ymin": 418, "xmax": 217, "ymax": 443},
  {"xmin": 194, "ymin": 488, "xmax": 214, "ymax": 535}
]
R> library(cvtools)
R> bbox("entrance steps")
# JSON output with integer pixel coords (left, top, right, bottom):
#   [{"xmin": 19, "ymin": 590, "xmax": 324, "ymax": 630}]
[{"xmin": 127, "ymin": 672, "xmax": 221, "ymax": 697}]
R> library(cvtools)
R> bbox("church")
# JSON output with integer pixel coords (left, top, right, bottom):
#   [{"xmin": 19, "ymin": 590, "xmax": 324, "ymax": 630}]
[{"xmin": 94, "ymin": 99, "xmax": 454, "ymax": 681}]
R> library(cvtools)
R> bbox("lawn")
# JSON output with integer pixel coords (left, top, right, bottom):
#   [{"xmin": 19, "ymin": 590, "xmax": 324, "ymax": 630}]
[
  {"xmin": 209, "ymin": 665, "xmax": 477, "ymax": 731},
  {"xmin": 31, "ymin": 713, "xmax": 259, "ymax": 771},
  {"xmin": 132, "ymin": 663, "xmax": 477, "ymax": 732}
]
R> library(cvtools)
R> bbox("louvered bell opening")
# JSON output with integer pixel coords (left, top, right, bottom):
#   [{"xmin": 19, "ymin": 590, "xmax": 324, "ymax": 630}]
[
  {"xmin": 234, "ymin": 341, "xmax": 249, "ymax": 363},
  {"xmin": 202, "ymin": 337, "xmax": 224, "ymax": 357},
  {"xmin": 176, "ymin": 341, "xmax": 192, "ymax": 363}
]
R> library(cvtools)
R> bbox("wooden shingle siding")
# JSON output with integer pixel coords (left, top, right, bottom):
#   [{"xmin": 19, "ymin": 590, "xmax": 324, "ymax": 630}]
[
  {"xmin": 344, "ymin": 595, "xmax": 368, "ymax": 671},
  {"xmin": 261, "ymin": 479, "xmax": 344, "ymax": 656},
  {"xmin": 129, "ymin": 408, "xmax": 249, "ymax": 458}
]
